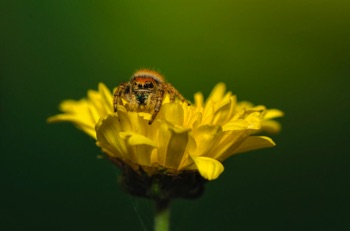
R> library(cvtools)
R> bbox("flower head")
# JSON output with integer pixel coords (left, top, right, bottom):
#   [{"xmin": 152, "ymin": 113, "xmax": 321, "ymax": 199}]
[{"xmin": 48, "ymin": 82, "xmax": 283, "ymax": 182}]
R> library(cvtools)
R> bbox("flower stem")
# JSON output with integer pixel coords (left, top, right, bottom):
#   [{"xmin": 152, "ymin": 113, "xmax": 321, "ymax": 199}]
[{"xmin": 154, "ymin": 200, "xmax": 170, "ymax": 231}]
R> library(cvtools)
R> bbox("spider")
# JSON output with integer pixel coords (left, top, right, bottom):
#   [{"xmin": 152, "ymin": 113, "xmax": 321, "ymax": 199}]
[{"xmin": 113, "ymin": 69, "xmax": 190, "ymax": 124}]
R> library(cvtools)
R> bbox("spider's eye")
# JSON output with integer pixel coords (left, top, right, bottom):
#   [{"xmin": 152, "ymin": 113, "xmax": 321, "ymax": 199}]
[
  {"xmin": 138, "ymin": 84, "xmax": 142, "ymax": 88},
  {"xmin": 144, "ymin": 82, "xmax": 154, "ymax": 89}
]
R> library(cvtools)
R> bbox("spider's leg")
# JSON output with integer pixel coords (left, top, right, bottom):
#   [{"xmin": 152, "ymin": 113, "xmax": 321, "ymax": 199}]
[
  {"xmin": 113, "ymin": 82, "xmax": 128, "ymax": 112},
  {"xmin": 149, "ymin": 90, "xmax": 164, "ymax": 125},
  {"xmin": 165, "ymin": 83, "xmax": 190, "ymax": 105},
  {"xmin": 145, "ymin": 93, "xmax": 154, "ymax": 110}
]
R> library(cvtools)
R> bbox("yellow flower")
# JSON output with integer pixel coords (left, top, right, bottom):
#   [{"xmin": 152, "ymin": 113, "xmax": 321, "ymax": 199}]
[{"xmin": 48, "ymin": 82, "xmax": 283, "ymax": 181}]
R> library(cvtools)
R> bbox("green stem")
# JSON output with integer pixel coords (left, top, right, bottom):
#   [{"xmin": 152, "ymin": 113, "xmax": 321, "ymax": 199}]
[{"xmin": 154, "ymin": 200, "xmax": 170, "ymax": 231}]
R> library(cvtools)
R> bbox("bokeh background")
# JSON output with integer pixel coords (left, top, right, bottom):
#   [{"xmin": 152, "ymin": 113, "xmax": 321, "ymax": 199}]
[{"xmin": 2, "ymin": 0, "xmax": 349, "ymax": 230}]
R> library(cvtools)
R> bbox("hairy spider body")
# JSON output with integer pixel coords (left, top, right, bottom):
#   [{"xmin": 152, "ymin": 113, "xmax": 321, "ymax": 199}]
[{"xmin": 114, "ymin": 69, "xmax": 189, "ymax": 124}]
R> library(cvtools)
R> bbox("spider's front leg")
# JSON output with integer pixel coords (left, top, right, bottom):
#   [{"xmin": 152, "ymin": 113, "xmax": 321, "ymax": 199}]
[
  {"xmin": 145, "ymin": 93, "xmax": 155, "ymax": 110},
  {"xmin": 149, "ymin": 90, "xmax": 164, "ymax": 125},
  {"xmin": 113, "ymin": 82, "xmax": 128, "ymax": 112},
  {"xmin": 164, "ymin": 83, "xmax": 190, "ymax": 105}
]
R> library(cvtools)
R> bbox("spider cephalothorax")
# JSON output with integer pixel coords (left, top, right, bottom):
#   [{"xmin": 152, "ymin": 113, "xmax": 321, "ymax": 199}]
[{"xmin": 114, "ymin": 69, "xmax": 189, "ymax": 124}]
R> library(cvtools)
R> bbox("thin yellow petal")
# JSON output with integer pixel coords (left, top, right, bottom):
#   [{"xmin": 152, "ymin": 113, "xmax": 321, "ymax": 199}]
[
  {"xmin": 208, "ymin": 129, "xmax": 248, "ymax": 160},
  {"xmin": 212, "ymin": 96, "xmax": 234, "ymax": 124},
  {"xmin": 261, "ymin": 120, "xmax": 282, "ymax": 134},
  {"xmin": 48, "ymin": 114, "xmax": 96, "ymax": 138},
  {"xmin": 191, "ymin": 156, "xmax": 224, "ymax": 180},
  {"xmin": 234, "ymin": 136, "xmax": 276, "ymax": 154},
  {"xmin": 87, "ymin": 91, "xmax": 103, "ymax": 123},
  {"xmin": 207, "ymin": 82, "xmax": 226, "ymax": 103},
  {"xmin": 98, "ymin": 82, "xmax": 114, "ymax": 114},
  {"xmin": 194, "ymin": 92, "xmax": 204, "ymax": 108},
  {"xmin": 47, "ymin": 99, "xmax": 97, "ymax": 138},
  {"xmin": 264, "ymin": 109, "xmax": 284, "ymax": 120}
]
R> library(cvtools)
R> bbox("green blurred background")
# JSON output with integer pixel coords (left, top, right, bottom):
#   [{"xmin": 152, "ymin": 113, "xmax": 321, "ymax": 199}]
[{"xmin": 2, "ymin": 0, "xmax": 349, "ymax": 230}]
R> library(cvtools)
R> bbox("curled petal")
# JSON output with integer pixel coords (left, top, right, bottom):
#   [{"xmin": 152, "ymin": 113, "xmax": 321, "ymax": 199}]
[
  {"xmin": 119, "ymin": 132, "xmax": 157, "ymax": 147},
  {"xmin": 191, "ymin": 156, "xmax": 224, "ymax": 180},
  {"xmin": 95, "ymin": 114, "xmax": 127, "ymax": 159},
  {"xmin": 119, "ymin": 132, "xmax": 157, "ymax": 166}
]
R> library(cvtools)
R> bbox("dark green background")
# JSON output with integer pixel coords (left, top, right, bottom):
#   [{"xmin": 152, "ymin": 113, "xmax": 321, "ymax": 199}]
[{"xmin": 2, "ymin": 1, "xmax": 349, "ymax": 230}]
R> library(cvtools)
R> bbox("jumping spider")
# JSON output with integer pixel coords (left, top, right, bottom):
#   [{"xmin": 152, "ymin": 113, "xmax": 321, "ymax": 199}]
[{"xmin": 113, "ymin": 69, "xmax": 190, "ymax": 124}]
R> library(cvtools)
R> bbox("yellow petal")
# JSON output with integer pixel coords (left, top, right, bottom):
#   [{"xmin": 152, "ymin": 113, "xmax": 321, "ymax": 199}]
[
  {"xmin": 244, "ymin": 112, "xmax": 262, "ymax": 130},
  {"xmin": 212, "ymin": 96, "xmax": 234, "ymax": 124},
  {"xmin": 207, "ymin": 82, "xmax": 226, "ymax": 103},
  {"xmin": 48, "ymin": 83, "xmax": 114, "ymax": 139},
  {"xmin": 234, "ymin": 136, "xmax": 276, "ymax": 154},
  {"xmin": 119, "ymin": 132, "xmax": 157, "ymax": 147},
  {"xmin": 194, "ymin": 92, "xmax": 204, "ymax": 108},
  {"xmin": 119, "ymin": 132, "xmax": 157, "ymax": 166},
  {"xmin": 261, "ymin": 120, "xmax": 282, "ymax": 134},
  {"xmin": 47, "ymin": 99, "xmax": 97, "ymax": 138},
  {"xmin": 223, "ymin": 111, "xmax": 261, "ymax": 131},
  {"xmin": 115, "ymin": 105, "xmax": 150, "ymax": 135},
  {"xmin": 192, "ymin": 125, "xmax": 222, "ymax": 156},
  {"xmin": 264, "ymin": 109, "xmax": 284, "ymax": 120},
  {"xmin": 222, "ymin": 120, "xmax": 248, "ymax": 131},
  {"xmin": 208, "ymin": 129, "xmax": 248, "ymax": 161},
  {"xmin": 95, "ymin": 114, "xmax": 127, "ymax": 159},
  {"xmin": 162, "ymin": 103, "xmax": 184, "ymax": 125},
  {"xmin": 87, "ymin": 90, "xmax": 103, "ymax": 123},
  {"xmin": 98, "ymin": 83, "xmax": 114, "ymax": 114},
  {"xmin": 157, "ymin": 123, "xmax": 190, "ymax": 169},
  {"xmin": 191, "ymin": 156, "xmax": 224, "ymax": 180},
  {"xmin": 166, "ymin": 126, "xmax": 190, "ymax": 169}
]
